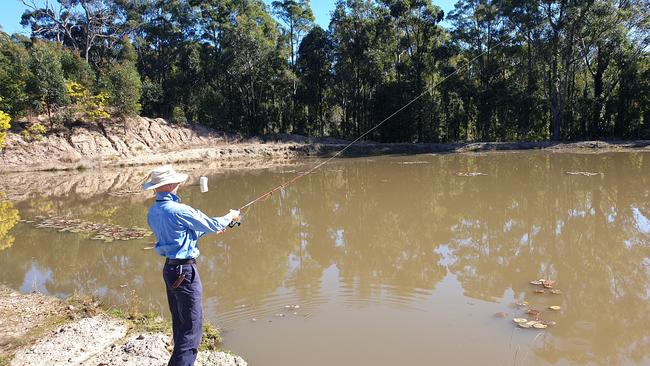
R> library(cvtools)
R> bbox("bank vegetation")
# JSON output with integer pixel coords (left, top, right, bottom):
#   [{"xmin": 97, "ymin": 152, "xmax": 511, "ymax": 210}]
[{"xmin": 0, "ymin": 0, "xmax": 648, "ymax": 150}]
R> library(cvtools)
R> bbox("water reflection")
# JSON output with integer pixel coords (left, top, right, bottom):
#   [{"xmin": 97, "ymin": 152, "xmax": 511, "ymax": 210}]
[
  {"xmin": 0, "ymin": 193, "xmax": 19, "ymax": 251},
  {"xmin": 0, "ymin": 152, "xmax": 649, "ymax": 365}
]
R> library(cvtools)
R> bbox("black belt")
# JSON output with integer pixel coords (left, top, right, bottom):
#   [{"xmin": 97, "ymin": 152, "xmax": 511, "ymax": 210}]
[{"xmin": 165, "ymin": 258, "xmax": 196, "ymax": 265}]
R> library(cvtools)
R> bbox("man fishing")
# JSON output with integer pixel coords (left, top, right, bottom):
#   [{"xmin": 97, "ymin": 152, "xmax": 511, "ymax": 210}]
[{"xmin": 143, "ymin": 165, "xmax": 240, "ymax": 366}]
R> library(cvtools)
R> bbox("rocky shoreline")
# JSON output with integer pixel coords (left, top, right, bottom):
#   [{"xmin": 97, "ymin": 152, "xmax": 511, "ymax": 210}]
[
  {"xmin": 2, "ymin": 117, "xmax": 650, "ymax": 173},
  {"xmin": 0, "ymin": 286, "xmax": 246, "ymax": 366}
]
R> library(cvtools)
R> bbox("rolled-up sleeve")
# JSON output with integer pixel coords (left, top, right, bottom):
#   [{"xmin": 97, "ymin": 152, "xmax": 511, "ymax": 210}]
[{"xmin": 176, "ymin": 205, "xmax": 232, "ymax": 234}]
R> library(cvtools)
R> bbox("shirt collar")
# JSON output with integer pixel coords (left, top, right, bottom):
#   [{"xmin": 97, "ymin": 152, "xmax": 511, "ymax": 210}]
[{"xmin": 155, "ymin": 192, "xmax": 181, "ymax": 202}]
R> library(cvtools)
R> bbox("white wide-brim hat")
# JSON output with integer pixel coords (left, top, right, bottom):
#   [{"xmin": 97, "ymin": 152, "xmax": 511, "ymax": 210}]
[{"xmin": 143, "ymin": 164, "xmax": 189, "ymax": 190}]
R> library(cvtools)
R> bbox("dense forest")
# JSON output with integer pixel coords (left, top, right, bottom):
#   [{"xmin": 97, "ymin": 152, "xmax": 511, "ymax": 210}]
[{"xmin": 0, "ymin": 0, "xmax": 648, "ymax": 145}]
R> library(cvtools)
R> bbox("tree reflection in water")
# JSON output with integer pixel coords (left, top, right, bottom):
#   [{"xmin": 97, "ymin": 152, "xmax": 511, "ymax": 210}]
[
  {"xmin": 0, "ymin": 192, "xmax": 20, "ymax": 251},
  {"xmin": 0, "ymin": 152, "xmax": 649, "ymax": 364}
]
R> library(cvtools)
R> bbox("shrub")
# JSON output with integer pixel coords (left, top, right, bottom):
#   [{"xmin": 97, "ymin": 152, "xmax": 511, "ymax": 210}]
[
  {"xmin": 20, "ymin": 122, "xmax": 47, "ymax": 142},
  {"xmin": 0, "ymin": 109, "xmax": 9, "ymax": 148},
  {"xmin": 66, "ymin": 81, "xmax": 110, "ymax": 122},
  {"xmin": 102, "ymin": 62, "xmax": 141, "ymax": 117},
  {"xmin": 171, "ymin": 106, "xmax": 187, "ymax": 125}
]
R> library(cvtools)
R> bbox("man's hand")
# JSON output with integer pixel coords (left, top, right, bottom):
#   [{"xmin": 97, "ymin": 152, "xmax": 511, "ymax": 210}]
[{"xmin": 227, "ymin": 209, "xmax": 241, "ymax": 223}]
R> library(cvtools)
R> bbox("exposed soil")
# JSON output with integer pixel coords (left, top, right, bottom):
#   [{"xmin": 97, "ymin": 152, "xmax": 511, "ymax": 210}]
[
  {"xmin": 2, "ymin": 116, "xmax": 650, "ymax": 173},
  {"xmin": 0, "ymin": 286, "xmax": 246, "ymax": 366},
  {"xmin": 0, "ymin": 287, "xmax": 63, "ymax": 355}
]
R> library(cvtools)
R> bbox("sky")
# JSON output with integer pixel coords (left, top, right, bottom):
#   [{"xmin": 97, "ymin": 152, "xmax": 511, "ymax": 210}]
[{"xmin": 0, "ymin": 0, "xmax": 456, "ymax": 36}]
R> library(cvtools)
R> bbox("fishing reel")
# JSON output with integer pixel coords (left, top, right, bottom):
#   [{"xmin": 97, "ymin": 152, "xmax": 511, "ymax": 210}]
[{"xmin": 228, "ymin": 221, "xmax": 241, "ymax": 228}]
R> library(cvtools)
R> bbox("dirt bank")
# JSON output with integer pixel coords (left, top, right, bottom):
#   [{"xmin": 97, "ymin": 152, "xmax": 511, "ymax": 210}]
[
  {"xmin": 0, "ymin": 286, "xmax": 246, "ymax": 366},
  {"xmin": 2, "ymin": 116, "xmax": 650, "ymax": 173}
]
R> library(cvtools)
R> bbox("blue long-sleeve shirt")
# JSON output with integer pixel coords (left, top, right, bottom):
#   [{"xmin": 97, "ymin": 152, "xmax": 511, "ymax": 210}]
[{"xmin": 147, "ymin": 192, "xmax": 232, "ymax": 259}]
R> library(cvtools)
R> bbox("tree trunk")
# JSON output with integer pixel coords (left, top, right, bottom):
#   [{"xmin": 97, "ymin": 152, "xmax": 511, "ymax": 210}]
[{"xmin": 590, "ymin": 47, "xmax": 608, "ymax": 138}]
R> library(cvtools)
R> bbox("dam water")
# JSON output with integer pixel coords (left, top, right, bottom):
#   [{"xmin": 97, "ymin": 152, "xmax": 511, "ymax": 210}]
[{"xmin": 1, "ymin": 151, "xmax": 649, "ymax": 365}]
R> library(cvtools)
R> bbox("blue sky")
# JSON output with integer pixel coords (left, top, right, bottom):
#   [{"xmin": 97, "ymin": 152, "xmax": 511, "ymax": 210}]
[{"xmin": 0, "ymin": 0, "xmax": 456, "ymax": 36}]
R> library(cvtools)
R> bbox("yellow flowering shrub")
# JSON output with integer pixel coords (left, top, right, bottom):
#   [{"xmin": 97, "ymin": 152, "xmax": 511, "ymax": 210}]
[
  {"xmin": 66, "ymin": 81, "xmax": 111, "ymax": 122},
  {"xmin": 0, "ymin": 97, "xmax": 10, "ymax": 149}
]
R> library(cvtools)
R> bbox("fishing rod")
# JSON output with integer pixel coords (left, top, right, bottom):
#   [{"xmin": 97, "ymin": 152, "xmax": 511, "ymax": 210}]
[{"xmin": 220, "ymin": 32, "xmax": 515, "ymax": 231}]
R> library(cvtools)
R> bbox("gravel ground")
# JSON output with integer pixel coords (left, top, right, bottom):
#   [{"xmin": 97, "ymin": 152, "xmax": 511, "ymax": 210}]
[
  {"xmin": 0, "ymin": 287, "xmax": 63, "ymax": 355},
  {"xmin": 11, "ymin": 316, "xmax": 128, "ymax": 365},
  {"xmin": 0, "ymin": 286, "xmax": 247, "ymax": 366},
  {"xmin": 84, "ymin": 332, "xmax": 247, "ymax": 366}
]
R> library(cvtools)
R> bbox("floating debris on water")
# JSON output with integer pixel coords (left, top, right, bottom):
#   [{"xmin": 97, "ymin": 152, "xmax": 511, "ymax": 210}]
[
  {"xmin": 26, "ymin": 215, "xmax": 152, "ymax": 241},
  {"xmin": 565, "ymin": 171, "xmax": 601, "ymax": 176},
  {"xmin": 506, "ymin": 281, "xmax": 563, "ymax": 330},
  {"xmin": 515, "ymin": 301, "xmax": 529, "ymax": 308},
  {"xmin": 518, "ymin": 322, "xmax": 533, "ymax": 329},
  {"xmin": 398, "ymin": 161, "xmax": 429, "ymax": 165},
  {"xmin": 494, "ymin": 312, "xmax": 508, "ymax": 318},
  {"xmin": 530, "ymin": 278, "xmax": 561, "ymax": 294},
  {"xmin": 543, "ymin": 280, "xmax": 556, "ymax": 288},
  {"xmin": 526, "ymin": 309, "xmax": 541, "ymax": 320},
  {"xmin": 107, "ymin": 190, "xmax": 143, "ymax": 197},
  {"xmin": 456, "ymin": 172, "xmax": 488, "ymax": 177},
  {"xmin": 143, "ymin": 246, "xmax": 155, "ymax": 250}
]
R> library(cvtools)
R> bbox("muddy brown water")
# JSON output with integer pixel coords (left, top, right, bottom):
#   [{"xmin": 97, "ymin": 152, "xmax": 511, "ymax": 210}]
[{"xmin": 1, "ymin": 151, "xmax": 650, "ymax": 365}]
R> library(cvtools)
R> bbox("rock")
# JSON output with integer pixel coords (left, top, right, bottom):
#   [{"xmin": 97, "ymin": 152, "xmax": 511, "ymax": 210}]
[
  {"xmin": 196, "ymin": 351, "xmax": 248, "ymax": 366},
  {"xmin": 11, "ymin": 316, "xmax": 127, "ymax": 366},
  {"xmin": 82, "ymin": 333, "xmax": 170, "ymax": 366}
]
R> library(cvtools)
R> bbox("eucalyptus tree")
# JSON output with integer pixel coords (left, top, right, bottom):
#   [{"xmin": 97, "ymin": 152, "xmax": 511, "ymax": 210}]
[
  {"xmin": 21, "ymin": 0, "xmax": 130, "ymax": 63},
  {"xmin": 220, "ymin": 0, "xmax": 288, "ymax": 135},
  {"xmin": 448, "ymin": 0, "xmax": 514, "ymax": 141},
  {"xmin": 296, "ymin": 26, "xmax": 333, "ymax": 135},
  {"xmin": 27, "ymin": 41, "xmax": 70, "ymax": 126},
  {"xmin": 577, "ymin": 0, "xmax": 649, "ymax": 137},
  {"xmin": 102, "ymin": 36, "xmax": 141, "ymax": 116},
  {"xmin": 272, "ymin": 0, "xmax": 315, "ymax": 67},
  {"xmin": 330, "ymin": 0, "xmax": 392, "ymax": 138},
  {"xmin": 0, "ymin": 33, "xmax": 32, "ymax": 118},
  {"xmin": 378, "ymin": 0, "xmax": 446, "ymax": 141}
]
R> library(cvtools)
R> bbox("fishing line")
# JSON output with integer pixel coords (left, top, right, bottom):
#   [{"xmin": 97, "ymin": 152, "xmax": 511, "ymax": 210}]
[{"xmin": 234, "ymin": 34, "xmax": 515, "ymax": 216}]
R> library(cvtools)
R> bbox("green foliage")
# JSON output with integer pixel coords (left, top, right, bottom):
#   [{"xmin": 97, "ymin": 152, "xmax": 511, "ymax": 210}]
[
  {"xmin": 0, "ymin": 33, "xmax": 31, "ymax": 118},
  {"xmin": 60, "ymin": 52, "xmax": 95, "ymax": 88},
  {"xmin": 103, "ymin": 62, "xmax": 142, "ymax": 117},
  {"xmin": 20, "ymin": 122, "xmax": 47, "ymax": 142},
  {"xmin": 117, "ymin": 36, "xmax": 137, "ymax": 63},
  {"xmin": 199, "ymin": 323, "xmax": 223, "ymax": 351},
  {"xmin": 27, "ymin": 41, "xmax": 70, "ymax": 124},
  {"xmin": 171, "ymin": 106, "xmax": 187, "ymax": 125},
  {"xmin": 296, "ymin": 26, "xmax": 332, "ymax": 135},
  {"xmin": 5, "ymin": 0, "xmax": 649, "ymax": 141},
  {"xmin": 272, "ymin": 0, "xmax": 315, "ymax": 66}
]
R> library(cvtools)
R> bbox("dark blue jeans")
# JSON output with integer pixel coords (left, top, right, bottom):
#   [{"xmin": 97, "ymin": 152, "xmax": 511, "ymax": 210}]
[{"xmin": 163, "ymin": 262, "xmax": 203, "ymax": 366}]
